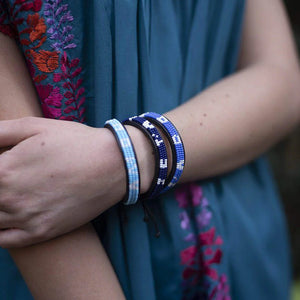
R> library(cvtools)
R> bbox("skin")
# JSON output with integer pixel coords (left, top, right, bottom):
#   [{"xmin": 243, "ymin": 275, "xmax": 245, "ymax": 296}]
[
  {"xmin": 11, "ymin": 225, "xmax": 126, "ymax": 300},
  {"xmin": 0, "ymin": 0, "xmax": 299, "ymax": 298},
  {"xmin": 0, "ymin": 34, "xmax": 126, "ymax": 299}
]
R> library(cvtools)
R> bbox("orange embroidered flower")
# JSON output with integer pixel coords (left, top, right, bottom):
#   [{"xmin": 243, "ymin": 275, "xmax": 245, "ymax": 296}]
[
  {"xmin": 27, "ymin": 13, "xmax": 46, "ymax": 42},
  {"xmin": 30, "ymin": 50, "xmax": 59, "ymax": 73}
]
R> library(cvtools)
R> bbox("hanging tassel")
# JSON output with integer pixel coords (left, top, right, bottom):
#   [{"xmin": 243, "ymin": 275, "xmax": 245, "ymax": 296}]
[{"xmin": 142, "ymin": 200, "xmax": 161, "ymax": 238}]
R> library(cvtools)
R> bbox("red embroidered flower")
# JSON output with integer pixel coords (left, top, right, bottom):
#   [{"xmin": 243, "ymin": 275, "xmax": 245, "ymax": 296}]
[
  {"xmin": 0, "ymin": 1, "xmax": 17, "ymax": 38},
  {"xmin": 27, "ymin": 13, "xmax": 46, "ymax": 42},
  {"xmin": 30, "ymin": 49, "xmax": 59, "ymax": 73}
]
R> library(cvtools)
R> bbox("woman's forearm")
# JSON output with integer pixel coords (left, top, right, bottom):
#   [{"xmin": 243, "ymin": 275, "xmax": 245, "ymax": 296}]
[
  {"xmin": 166, "ymin": 0, "xmax": 300, "ymax": 182},
  {"xmin": 10, "ymin": 225, "xmax": 125, "ymax": 300},
  {"xmin": 0, "ymin": 34, "xmax": 125, "ymax": 299},
  {"xmin": 168, "ymin": 62, "xmax": 300, "ymax": 182}
]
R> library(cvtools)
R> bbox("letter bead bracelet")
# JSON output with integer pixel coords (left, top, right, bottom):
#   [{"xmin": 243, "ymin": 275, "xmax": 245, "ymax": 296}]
[
  {"xmin": 123, "ymin": 116, "xmax": 168, "ymax": 199},
  {"xmin": 140, "ymin": 112, "xmax": 185, "ymax": 192},
  {"xmin": 104, "ymin": 112, "xmax": 185, "ymax": 205}
]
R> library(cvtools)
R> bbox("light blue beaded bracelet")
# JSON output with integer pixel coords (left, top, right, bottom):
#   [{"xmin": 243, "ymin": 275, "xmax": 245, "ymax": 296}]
[
  {"xmin": 104, "ymin": 119, "xmax": 140, "ymax": 205},
  {"xmin": 140, "ymin": 112, "xmax": 185, "ymax": 192}
]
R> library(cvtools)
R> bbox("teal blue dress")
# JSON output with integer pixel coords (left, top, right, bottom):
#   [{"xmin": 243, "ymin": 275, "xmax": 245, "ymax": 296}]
[{"xmin": 0, "ymin": 0, "xmax": 291, "ymax": 299}]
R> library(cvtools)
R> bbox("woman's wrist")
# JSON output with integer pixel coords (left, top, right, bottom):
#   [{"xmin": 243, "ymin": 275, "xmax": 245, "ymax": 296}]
[
  {"xmin": 100, "ymin": 124, "xmax": 156, "ymax": 203},
  {"xmin": 95, "ymin": 127, "xmax": 128, "ymax": 201},
  {"xmin": 124, "ymin": 125, "xmax": 155, "ymax": 194},
  {"xmin": 125, "ymin": 122, "xmax": 173, "ymax": 195},
  {"xmin": 103, "ymin": 118, "xmax": 173, "ymax": 203}
]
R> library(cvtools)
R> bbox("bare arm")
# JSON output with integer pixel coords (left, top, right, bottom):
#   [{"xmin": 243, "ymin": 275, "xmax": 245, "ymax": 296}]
[
  {"xmin": 166, "ymin": 0, "xmax": 300, "ymax": 182},
  {"xmin": 10, "ymin": 225, "xmax": 125, "ymax": 300},
  {"xmin": 0, "ymin": 34, "xmax": 125, "ymax": 300},
  {"xmin": 0, "ymin": 0, "xmax": 298, "ymax": 261}
]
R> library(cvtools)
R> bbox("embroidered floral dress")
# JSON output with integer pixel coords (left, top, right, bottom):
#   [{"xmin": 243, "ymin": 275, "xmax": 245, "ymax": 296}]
[{"xmin": 0, "ymin": 1, "xmax": 291, "ymax": 299}]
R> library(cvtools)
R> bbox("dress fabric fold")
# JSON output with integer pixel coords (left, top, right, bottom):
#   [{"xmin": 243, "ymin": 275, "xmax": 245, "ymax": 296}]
[{"xmin": 0, "ymin": 0, "xmax": 291, "ymax": 299}]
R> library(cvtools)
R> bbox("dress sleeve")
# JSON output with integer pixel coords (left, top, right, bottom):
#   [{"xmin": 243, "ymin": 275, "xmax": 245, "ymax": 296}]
[{"xmin": 0, "ymin": 0, "xmax": 17, "ymax": 38}]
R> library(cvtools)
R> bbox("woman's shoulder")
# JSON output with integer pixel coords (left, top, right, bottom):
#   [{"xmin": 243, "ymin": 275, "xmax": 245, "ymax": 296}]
[{"xmin": 0, "ymin": 0, "xmax": 87, "ymax": 122}]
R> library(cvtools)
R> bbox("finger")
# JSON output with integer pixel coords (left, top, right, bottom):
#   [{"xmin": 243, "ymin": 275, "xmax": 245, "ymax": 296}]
[
  {"xmin": 0, "ymin": 117, "xmax": 43, "ymax": 148},
  {"xmin": 0, "ymin": 146, "xmax": 13, "ymax": 155},
  {"xmin": 0, "ymin": 212, "xmax": 15, "ymax": 229},
  {"xmin": 0, "ymin": 228, "xmax": 31, "ymax": 248}
]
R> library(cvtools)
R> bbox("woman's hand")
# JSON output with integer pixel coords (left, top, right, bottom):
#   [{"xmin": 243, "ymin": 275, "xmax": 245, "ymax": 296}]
[
  {"xmin": 0, "ymin": 116, "xmax": 155, "ymax": 248},
  {"xmin": 0, "ymin": 116, "xmax": 130, "ymax": 248},
  {"xmin": 0, "ymin": 35, "xmax": 127, "ymax": 299}
]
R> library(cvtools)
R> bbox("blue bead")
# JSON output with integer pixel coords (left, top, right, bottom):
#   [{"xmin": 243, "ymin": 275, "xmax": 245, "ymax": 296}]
[
  {"xmin": 123, "ymin": 116, "xmax": 168, "ymax": 199},
  {"xmin": 105, "ymin": 119, "xmax": 140, "ymax": 205},
  {"xmin": 141, "ymin": 112, "xmax": 185, "ymax": 193}
]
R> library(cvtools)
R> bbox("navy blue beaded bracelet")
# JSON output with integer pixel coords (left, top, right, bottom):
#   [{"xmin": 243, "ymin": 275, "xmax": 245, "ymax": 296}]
[
  {"xmin": 123, "ymin": 116, "xmax": 168, "ymax": 199},
  {"xmin": 140, "ymin": 112, "xmax": 185, "ymax": 192}
]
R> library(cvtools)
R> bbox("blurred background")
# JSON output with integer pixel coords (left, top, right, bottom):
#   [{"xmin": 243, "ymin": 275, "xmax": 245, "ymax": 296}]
[{"xmin": 269, "ymin": 1, "xmax": 300, "ymax": 299}]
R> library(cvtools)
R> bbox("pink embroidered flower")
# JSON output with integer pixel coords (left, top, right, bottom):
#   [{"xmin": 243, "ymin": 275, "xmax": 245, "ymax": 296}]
[
  {"xmin": 204, "ymin": 247, "xmax": 214, "ymax": 256},
  {"xmin": 175, "ymin": 187, "xmax": 190, "ymax": 208},
  {"xmin": 36, "ymin": 83, "xmax": 53, "ymax": 100},
  {"xmin": 209, "ymin": 274, "xmax": 231, "ymax": 300},
  {"xmin": 206, "ymin": 249, "xmax": 222, "ymax": 265},
  {"xmin": 199, "ymin": 227, "xmax": 216, "ymax": 246},
  {"xmin": 189, "ymin": 183, "xmax": 203, "ymax": 206},
  {"xmin": 36, "ymin": 84, "xmax": 63, "ymax": 118},
  {"xmin": 180, "ymin": 246, "xmax": 198, "ymax": 266},
  {"xmin": 175, "ymin": 183, "xmax": 204, "ymax": 208},
  {"xmin": 180, "ymin": 211, "xmax": 190, "ymax": 230},
  {"xmin": 196, "ymin": 208, "xmax": 212, "ymax": 228},
  {"xmin": 184, "ymin": 233, "xmax": 196, "ymax": 242},
  {"xmin": 204, "ymin": 266, "xmax": 219, "ymax": 281},
  {"xmin": 45, "ymin": 87, "xmax": 63, "ymax": 107},
  {"xmin": 176, "ymin": 182, "xmax": 230, "ymax": 299},
  {"xmin": 182, "ymin": 267, "xmax": 198, "ymax": 281},
  {"xmin": 199, "ymin": 227, "xmax": 223, "ymax": 246}
]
